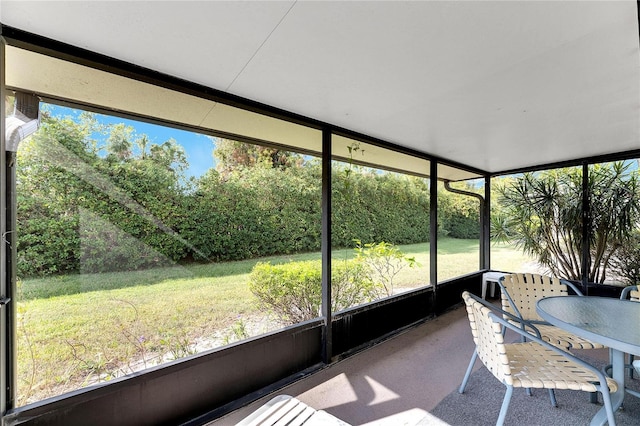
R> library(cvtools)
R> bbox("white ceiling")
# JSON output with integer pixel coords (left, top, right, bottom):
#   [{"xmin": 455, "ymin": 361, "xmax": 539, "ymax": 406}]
[{"xmin": 1, "ymin": 1, "xmax": 639, "ymax": 174}]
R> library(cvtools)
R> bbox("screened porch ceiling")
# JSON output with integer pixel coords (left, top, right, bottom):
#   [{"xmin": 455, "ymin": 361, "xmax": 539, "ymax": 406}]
[{"xmin": 1, "ymin": 1, "xmax": 639, "ymax": 181}]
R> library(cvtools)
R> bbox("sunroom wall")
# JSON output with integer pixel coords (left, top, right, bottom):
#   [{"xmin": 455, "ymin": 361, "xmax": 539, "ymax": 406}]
[{"xmin": 1, "ymin": 34, "xmax": 489, "ymax": 425}]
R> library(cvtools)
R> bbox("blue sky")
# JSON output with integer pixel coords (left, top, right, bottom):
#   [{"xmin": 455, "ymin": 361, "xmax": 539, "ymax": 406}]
[{"xmin": 46, "ymin": 104, "xmax": 216, "ymax": 178}]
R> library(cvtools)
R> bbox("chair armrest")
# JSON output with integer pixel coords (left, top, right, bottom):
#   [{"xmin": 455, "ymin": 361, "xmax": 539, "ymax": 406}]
[
  {"xmin": 560, "ymin": 279, "xmax": 584, "ymax": 296},
  {"xmin": 488, "ymin": 311, "xmax": 611, "ymax": 387},
  {"xmin": 468, "ymin": 292, "xmax": 542, "ymax": 339},
  {"xmin": 621, "ymin": 285, "xmax": 639, "ymax": 300}
]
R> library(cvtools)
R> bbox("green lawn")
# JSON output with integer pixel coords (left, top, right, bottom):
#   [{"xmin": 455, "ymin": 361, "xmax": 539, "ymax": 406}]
[{"xmin": 16, "ymin": 238, "xmax": 534, "ymax": 405}]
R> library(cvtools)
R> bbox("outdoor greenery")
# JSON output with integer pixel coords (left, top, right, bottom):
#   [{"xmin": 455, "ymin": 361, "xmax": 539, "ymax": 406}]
[
  {"xmin": 12, "ymin": 107, "xmax": 488, "ymax": 405},
  {"xmin": 352, "ymin": 240, "xmax": 417, "ymax": 296},
  {"xmin": 437, "ymin": 185, "xmax": 483, "ymax": 239},
  {"xmin": 609, "ymin": 230, "xmax": 640, "ymax": 287},
  {"xmin": 493, "ymin": 163, "xmax": 640, "ymax": 283},
  {"xmin": 16, "ymin": 240, "xmax": 531, "ymax": 405},
  {"xmin": 250, "ymin": 241, "xmax": 418, "ymax": 324},
  {"xmin": 250, "ymin": 259, "xmax": 374, "ymax": 324},
  {"xmin": 16, "ymin": 111, "xmax": 480, "ymax": 277},
  {"xmin": 22, "ymin": 105, "xmax": 640, "ymax": 410},
  {"xmin": 12, "ymin": 102, "xmax": 640, "ymax": 416}
]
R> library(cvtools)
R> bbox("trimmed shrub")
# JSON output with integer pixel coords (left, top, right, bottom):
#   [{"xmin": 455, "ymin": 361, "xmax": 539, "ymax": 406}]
[
  {"xmin": 331, "ymin": 168, "xmax": 431, "ymax": 248},
  {"xmin": 249, "ymin": 259, "xmax": 378, "ymax": 325}
]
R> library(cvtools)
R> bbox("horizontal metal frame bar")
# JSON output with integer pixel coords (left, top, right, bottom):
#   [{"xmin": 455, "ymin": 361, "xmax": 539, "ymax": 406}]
[{"xmin": 0, "ymin": 25, "xmax": 488, "ymax": 181}]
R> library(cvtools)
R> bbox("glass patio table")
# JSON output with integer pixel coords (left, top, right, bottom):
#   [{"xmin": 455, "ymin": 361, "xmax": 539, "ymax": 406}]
[{"xmin": 537, "ymin": 296, "xmax": 640, "ymax": 426}]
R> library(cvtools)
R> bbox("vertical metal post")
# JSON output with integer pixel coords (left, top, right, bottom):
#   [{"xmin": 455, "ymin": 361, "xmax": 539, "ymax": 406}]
[
  {"xmin": 2, "ymin": 90, "xmax": 38, "ymax": 415},
  {"xmin": 321, "ymin": 129, "xmax": 332, "ymax": 363},
  {"xmin": 581, "ymin": 163, "xmax": 590, "ymax": 294},
  {"xmin": 483, "ymin": 176, "xmax": 491, "ymax": 270},
  {"xmin": 4, "ymin": 154, "xmax": 15, "ymax": 413},
  {"xmin": 0, "ymin": 38, "xmax": 9, "ymax": 417},
  {"xmin": 429, "ymin": 161, "xmax": 438, "ymax": 294}
]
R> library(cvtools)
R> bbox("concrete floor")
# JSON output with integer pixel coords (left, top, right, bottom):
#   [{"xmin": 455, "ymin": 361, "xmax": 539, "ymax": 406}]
[
  {"xmin": 209, "ymin": 303, "xmax": 479, "ymax": 426},
  {"xmin": 208, "ymin": 301, "xmax": 612, "ymax": 426}
]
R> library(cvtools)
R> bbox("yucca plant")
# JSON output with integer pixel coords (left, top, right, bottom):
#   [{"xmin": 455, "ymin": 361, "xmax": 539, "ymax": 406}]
[{"xmin": 494, "ymin": 162, "xmax": 640, "ymax": 283}]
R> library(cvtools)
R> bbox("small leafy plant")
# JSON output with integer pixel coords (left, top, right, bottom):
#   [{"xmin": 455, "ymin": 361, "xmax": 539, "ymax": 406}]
[
  {"xmin": 222, "ymin": 319, "xmax": 250, "ymax": 345},
  {"xmin": 353, "ymin": 240, "xmax": 417, "ymax": 296}
]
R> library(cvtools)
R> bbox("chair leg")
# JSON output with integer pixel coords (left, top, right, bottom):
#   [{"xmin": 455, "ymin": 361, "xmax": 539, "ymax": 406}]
[
  {"xmin": 548, "ymin": 389, "xmax": 557, "ymax": 407},
  {"xmin": 496, "ymin": 385, "xmax": 514, "ymax": 426},
  {"xmin": 600, "ymin": 388, "xmax": 617, "ymax": 426},
  {"xmin": 459, "ymin": 349, "xmax": 478, "ymax": 394}
]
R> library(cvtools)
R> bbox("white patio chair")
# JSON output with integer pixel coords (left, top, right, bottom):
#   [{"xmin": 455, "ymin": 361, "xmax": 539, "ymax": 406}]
[
  {"xmin": 461, "ymin": 274, "xmax": 605, "ymax": 404},
  {"xmin": 498, "ymin": 273, "xmax": 605, "ymax": 351},
  {"xmin": 459, "ymin": 291, "xmax": 617, "ymax": 426}
]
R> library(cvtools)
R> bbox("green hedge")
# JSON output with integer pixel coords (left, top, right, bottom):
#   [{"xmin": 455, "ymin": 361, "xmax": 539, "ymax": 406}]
[
  {"xmin": 331, "ymin": 170, "xmax": 432, "ymax": 247},
  {"xmin": 15, "ymin": 116, "xmax": 481, "ymax": 277}
]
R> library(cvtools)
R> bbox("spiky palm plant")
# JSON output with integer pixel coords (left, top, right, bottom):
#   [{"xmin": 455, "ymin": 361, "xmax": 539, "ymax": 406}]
[{"xmin": 495, "ymin": 162, "xmax": 640, "ymax": 283}]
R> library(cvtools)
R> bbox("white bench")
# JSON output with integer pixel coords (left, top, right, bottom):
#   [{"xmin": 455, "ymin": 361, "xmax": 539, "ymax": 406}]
[{"xmin": 236, "ymin": 395, "xmax": 350, "ymax": 426}]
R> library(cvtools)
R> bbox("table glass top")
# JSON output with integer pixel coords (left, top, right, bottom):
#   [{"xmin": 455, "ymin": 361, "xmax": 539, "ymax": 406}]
[{"xmin": 537, "ymin": 296, "xmax": 640, "ymax": 355}]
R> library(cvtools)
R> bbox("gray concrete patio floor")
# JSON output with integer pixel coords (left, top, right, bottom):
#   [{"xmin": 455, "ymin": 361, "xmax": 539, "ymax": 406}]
[{"xmin": 208, "ymin": 301, "xmax": 610, "ymax": 426}]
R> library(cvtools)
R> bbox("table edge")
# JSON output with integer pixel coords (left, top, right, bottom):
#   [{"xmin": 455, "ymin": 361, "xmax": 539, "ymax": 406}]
[{"xmin": 536, "ymin": 296, "xmax": 640, "ymax": 356}]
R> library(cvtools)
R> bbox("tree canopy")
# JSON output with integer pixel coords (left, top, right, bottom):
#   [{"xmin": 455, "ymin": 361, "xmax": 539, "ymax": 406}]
[{"xmin": 213, "ymin": 138, "xmax": 304, "ymax": 177}]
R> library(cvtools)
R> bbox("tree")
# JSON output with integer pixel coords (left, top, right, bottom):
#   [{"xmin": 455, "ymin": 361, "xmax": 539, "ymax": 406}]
[
  {"xmin": 213, "ymin": 138, "xmax": 304, "ymax": 177},
  {"xmin": 353, "ymin": 240, "xmax": 417, "ymax": 296},
  {"xmin": 16, "ymin": 115, "xmax": 101, "ymax": 275},
  {"xmin": 16, "ymin": 113, "xmax": 192, "ymax": 275},
  {"xmin": 494, "ymin": 162, "xmax": 640, "ymax": 283},
  {"xmin": 106, "ymin": 123, "xmax": 133, "ymax": 161},
  {"xmin": 148, "ymin": 138, "xmax": 188, "ymax": 175}
]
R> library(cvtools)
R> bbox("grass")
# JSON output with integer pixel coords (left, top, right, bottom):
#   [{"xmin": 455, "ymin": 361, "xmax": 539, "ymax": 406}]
[{"xmin": 16, "ymin": 238, "xmax": 534, "ymax": 405}]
